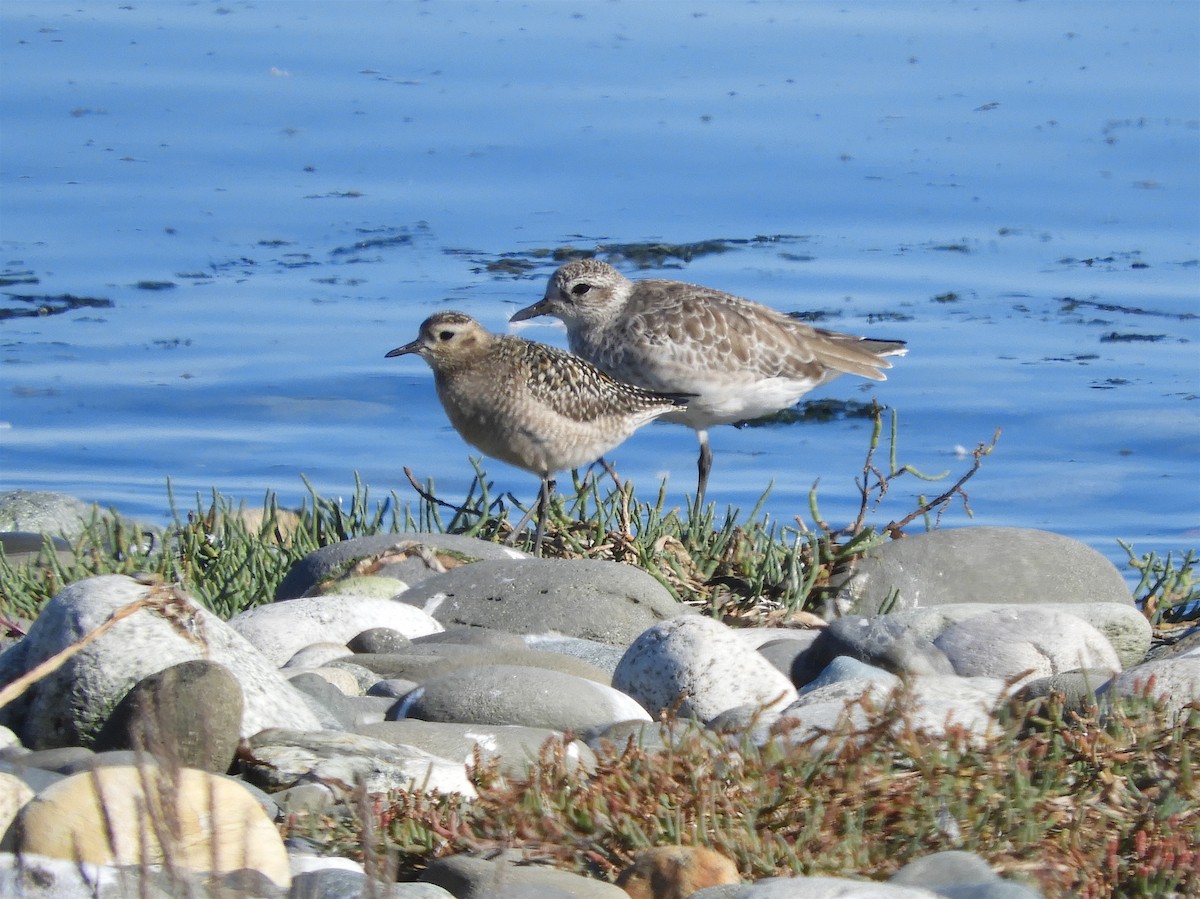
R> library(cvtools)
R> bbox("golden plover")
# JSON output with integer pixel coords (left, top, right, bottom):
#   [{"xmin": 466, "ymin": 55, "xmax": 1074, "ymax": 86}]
[
  {"xmin": 387, "ymin": 311, "xmax": 689, "ymax": 555},
  {"xmin": 511, "ymin": 259, "xmax": 907, "ymax": 506}
]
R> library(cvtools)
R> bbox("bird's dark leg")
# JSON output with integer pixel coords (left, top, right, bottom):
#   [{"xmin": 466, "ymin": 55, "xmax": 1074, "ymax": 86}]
[
  {"xmin": 532, "ymin": 475, "xmax": 555, "ymax": 557},
  {"xmin": 696, "ymin": 429, "xmax": 712, "ymax": 509}
]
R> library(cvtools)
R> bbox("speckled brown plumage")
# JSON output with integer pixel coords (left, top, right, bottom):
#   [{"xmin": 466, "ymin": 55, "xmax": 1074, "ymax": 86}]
[
  {"xmin": 511, "ymin": 259, "xmax": 907, "ymax": 504},
  {"xmin": 387, "ymin": 311, "xmax": 688, "ymax": 553}
]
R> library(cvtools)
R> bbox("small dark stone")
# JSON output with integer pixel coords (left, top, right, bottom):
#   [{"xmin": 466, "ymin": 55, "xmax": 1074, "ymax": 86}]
[
  {"xmin": 93, "ymin": 660, "xmax": 244, "ymax": 773},
  {"xmin": 347, "ymin": 627, "xmax": 411, "ymax": 654}
]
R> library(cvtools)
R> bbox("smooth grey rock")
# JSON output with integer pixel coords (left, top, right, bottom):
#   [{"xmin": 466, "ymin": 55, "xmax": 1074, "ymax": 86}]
[
  {"xmin": 420, "ymin": 853, "xmax": 628, "ymax": 898},
  {"xmin": 737, "ymin": 629, "xmax": 824, "ymax": 651},
  {"xmin": 290, "ymin": 866, "xmax": 452, "ymax": 898},
  {"xmin": 799, "ymin": 657, "xmax": 901, "ymax": 695},
  {"xmin": 285, "ymin": 666, "xmax": 362, "ymax": 697},
  {"xmin": 348, "ymin": 627, "xmax": 412, "ymax": 653},
  {"xmin": 1013, "ymin": 670, "xmax": 1111, "ymax": 714},
  {"xmin": 0, "ymin": 532, "xmax": 74, "ymax": 569},
  {"xmin": 1098, "ymin": 656, "xmax": 1200, "ymax": 721},
  {"xmin": 243, "ymin": 728, "xmax": 476, "ymax": 797},
  {"xmin": 583, "ymin": 719, "xmax": 680, "ymax": 753},
  {"xmin": 890, "ymin": 851, "xmax": 996, "ymax": 887},
  {"xmin": 0, "ymin": 759, "xmax": 64, "ymax": 793},
  {"xmin": 523, "ymin": 634, "xmax": 628, "ymax": 676},
  {"xmin": 829, "ymin": 527, "xmax": 1132, "ymax": 617},
  {"xmin": 688, "ymin": 889, "xmax": 743, "ymax": 899},
  {"xmin": 229, "ymin": 594, "xmax": 443, "ymax": 667},
  {"xmin": 285, "ymin": 642, "xmax": 355, "ymax": 668},
  {"xmin": 779, "ymin": 675, "xmax": 1007, "ymax": 744},
  {"xmin": 9, "ymin": 746, "xmax": 95, "ymax": 774},
  {"xmin": 933, "ymin": 608, "xmax": 1120, "ymax": 686},
  {"xmin": 2, "ymin": 576, "xmax": 322, "ymax": 750},
  {"xmin": 92, "ymin": 660, "xmax": 243, "ymax": 773},
  {"xmin": 613, "ymin": 616, "xmax": 798, "ymax": 722},
  {"xmin": 756, "ymin": 639, "xmax": 815, "ymax": 681},
  {"xmin": 795, "ymin": 616, "xmax": 954, "ymax": 686},
  {"xmin": 288, "ymin": 673, "xmax": 375, "ymax": 730},
  {"xmin": 690, "ymin": 875, "xmax": 940, "ymax": 897},
  {"xmin": 399, "ymin": 558, "xmax": 692, "ymax": 647},
  {"xmin": 275, "ymin": 533, "xmax": 528, "ymax": 600},
  {"xmin": 352, "ymin": 646, "xmax": 612, "ymax": 686},
  {"xmin": 889, "ymin": 602, "xmax": 1150, "ymax": 669},
  {"xmin": 356, "ymin": 719, "xmax": 596, "ymax": 778},
  {"xmin": 889, "ymin": 850, "xmax": 1045, "ymax": 898},
  {"xmin": 706, "ymin": 703, "xmax": 783, "ymax": 743},
  {"xmin": 348, "ymin": 696, "xmax": 394, "ymax": 727},
  {"xmin": 396, "ymin": 664, "xmax": 648, "ymax": 731},
  {"xmin": 67, "ymin": 750, "xmax": 180, "ymax": 775},
  {"xmin": 413, "ymin": 626, "xmax": 528, "ymax": 650}
]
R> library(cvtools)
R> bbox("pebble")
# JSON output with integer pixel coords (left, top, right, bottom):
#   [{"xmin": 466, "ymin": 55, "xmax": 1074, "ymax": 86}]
[{"xmin": 0, "ymin": 509, "xmax": 1184, "ymax": 897}]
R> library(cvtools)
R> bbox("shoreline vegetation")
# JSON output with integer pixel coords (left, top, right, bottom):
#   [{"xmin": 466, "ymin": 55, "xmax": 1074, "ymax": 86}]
[
  {"xmin": 0, "ymin": 408, "xmax": 1196, "ymax": 896},
  {"xmin": 1, "ymin": 408, "xmax": 1194, "ymax": 627}
]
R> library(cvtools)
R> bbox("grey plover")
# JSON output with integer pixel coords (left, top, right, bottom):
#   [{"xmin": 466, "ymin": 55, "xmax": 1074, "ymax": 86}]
[
  {"xmin": 387, "ymin": 311, "xmax": 689, "ymax": 555},
  {"xmin": 511, "ymin": 259, "xmax": 907, "ymax": 505}
]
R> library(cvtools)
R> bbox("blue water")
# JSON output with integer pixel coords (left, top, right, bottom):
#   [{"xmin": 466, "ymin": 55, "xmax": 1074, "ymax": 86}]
[{"xmin": 2, "ymin": 1, "xmax": 1198, "ymax": 584}]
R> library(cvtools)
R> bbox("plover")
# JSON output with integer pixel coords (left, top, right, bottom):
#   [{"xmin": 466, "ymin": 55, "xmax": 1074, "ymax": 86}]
[
  {"xmin": 387, "ymin": 311, "xmax": 689, "ymax": 555},
  {"xmin": 511, "ymin": 259, "xmax": 907, "ymax": 505}
]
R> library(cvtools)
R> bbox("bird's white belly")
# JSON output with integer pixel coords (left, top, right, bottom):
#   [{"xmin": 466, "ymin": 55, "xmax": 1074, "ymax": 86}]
[{"xmin": 680, "ymin": 376, "xmax": 819, "ymax": 427}]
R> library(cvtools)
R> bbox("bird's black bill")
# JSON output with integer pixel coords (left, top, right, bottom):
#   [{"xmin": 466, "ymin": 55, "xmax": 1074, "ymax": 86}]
[{"xmin": 509, "ymin": 299, "xmax": 551, "ymax": 323}]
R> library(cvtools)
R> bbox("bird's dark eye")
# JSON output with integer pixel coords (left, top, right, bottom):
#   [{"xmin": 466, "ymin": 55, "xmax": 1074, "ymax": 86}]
[
  {"xmin": 438, "ymin": 330, "xmax": 454, "ymax": 341},
  {"xmin": 570, "ymin": 282, "xmax": 591, "ymax": 297}
]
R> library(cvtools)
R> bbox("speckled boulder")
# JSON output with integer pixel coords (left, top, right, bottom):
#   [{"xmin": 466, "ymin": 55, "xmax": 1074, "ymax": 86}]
[
  {"xmin": 0, "ymin": 576, "xmax": 322, "ymax": 749},
  {"xmin": 613, "ymin": 616, "xmax": 798, "ymax": 722}
]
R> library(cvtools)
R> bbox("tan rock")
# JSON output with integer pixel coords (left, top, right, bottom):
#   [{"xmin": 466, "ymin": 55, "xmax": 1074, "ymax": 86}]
[
  {"xmin": 10, "ymin": 764, "xmax": 290, "ymax": 888},
  {"xmin": 0, "ymin": 773, "xmax": 35, "ymax": 845},
  {"xmin": 617, "ymin": 845, "xmax": 740, "ymax": 899}
]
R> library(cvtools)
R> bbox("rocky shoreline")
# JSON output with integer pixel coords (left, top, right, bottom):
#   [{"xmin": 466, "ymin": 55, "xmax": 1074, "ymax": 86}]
[{"xmin": 0, "ymin": 493, "xmax": 1196, "ymax": 898}]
